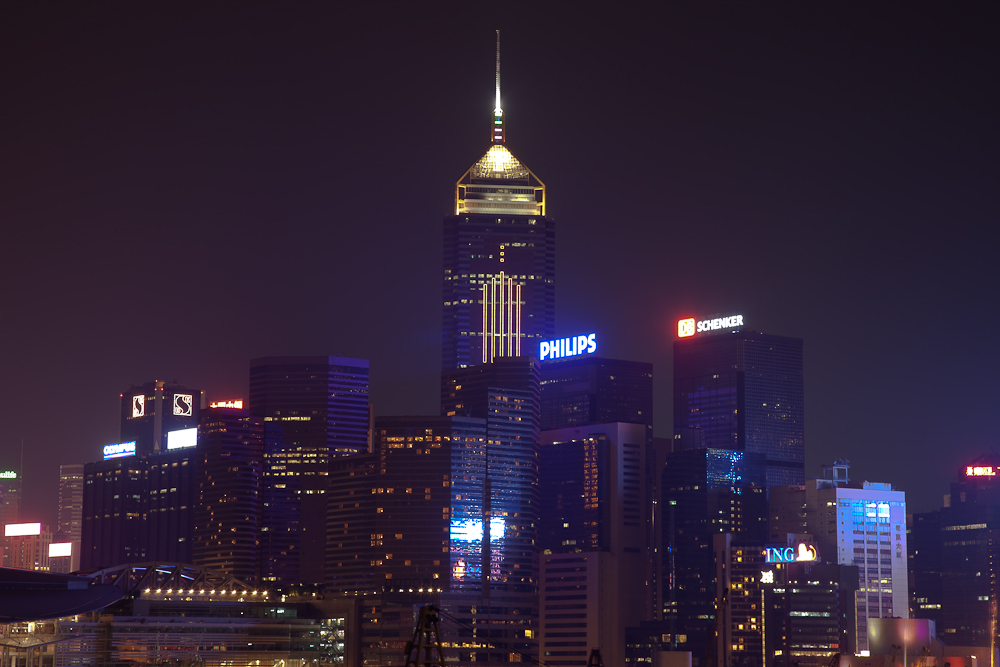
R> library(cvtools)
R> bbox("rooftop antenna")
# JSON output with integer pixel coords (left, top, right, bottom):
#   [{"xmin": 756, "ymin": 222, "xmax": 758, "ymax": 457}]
[{"xmin": 492, "ymin": 30, "xmax": 504, "ymax": 144}]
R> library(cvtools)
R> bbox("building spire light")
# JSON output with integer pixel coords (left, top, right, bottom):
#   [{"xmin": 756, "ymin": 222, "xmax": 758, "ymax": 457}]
[{"xmin": 493, "ymin": 29, "xmax": 504, "ymax": 144}]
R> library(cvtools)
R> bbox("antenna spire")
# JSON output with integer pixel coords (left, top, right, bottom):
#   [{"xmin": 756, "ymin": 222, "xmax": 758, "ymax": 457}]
[{"xmin": 492, "ymin": 30, "xmax": 504, "ymax": 144}]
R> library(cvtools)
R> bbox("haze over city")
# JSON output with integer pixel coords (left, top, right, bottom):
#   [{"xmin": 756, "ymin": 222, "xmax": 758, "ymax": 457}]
[{"xmin": 2, "ymin": 2, "xmax": 997, "ymax": 528}]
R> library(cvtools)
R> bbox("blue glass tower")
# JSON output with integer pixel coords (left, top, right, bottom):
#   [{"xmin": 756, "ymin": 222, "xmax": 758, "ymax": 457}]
[{"xmin": 673, "ymin": 330, "xmax": 804, "ymax": 487}]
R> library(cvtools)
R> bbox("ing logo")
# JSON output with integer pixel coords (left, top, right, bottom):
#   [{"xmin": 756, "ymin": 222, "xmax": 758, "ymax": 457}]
[{"xmin": 677, "ymin": 318, "xmax": 696, "ymax": 338}]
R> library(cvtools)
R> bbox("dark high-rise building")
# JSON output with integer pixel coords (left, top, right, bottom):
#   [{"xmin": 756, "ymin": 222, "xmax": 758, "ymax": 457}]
[
  {"xmin": 661, "ymin": 447, "xmax": 767, "ymax": 664},
  {"xmin": 194, "ymin": 405, "xmax": 265, "ymax": 583},
  {"xmin": 250, "ymin": 356, "xmax": 370, "ymax": 584},
  {"xmin": 120, "ymin": 380, "xmax": 203, "ymax": 456},
  {"xmin": 910, "ymin": 454, "xmax": 1000, "ymax": 647},
  {"xmin": 145, "ymin": 447, "xmax": 197, "ymax": 563},
  {"xmin": 82, "ymin": 456, "xmax": 148, "ymax": 569},
  {"xmin": 539, "ymin": 356, "xmax": 653, "ymax": 438},
  {"xmin": 57, "ymin": 463, "xmax": 84, "ymax": 543},
  {"xmin": 0, "ymin": 469, "xmax": 20, "ymax": 529},
  {"xmin": 539, "ymin": 423, "xmax": 651, "ymax": 667},
  {"xmin": 673, "ymin": 319, "xmax": 804, "ymax": 487},
  {"xmin": 441, "ymin": 36, "xmax": 555, "ymax": 371},
  {"xmin": 325, "ymin": 416, "xmax": 490, "ymax": 595}
]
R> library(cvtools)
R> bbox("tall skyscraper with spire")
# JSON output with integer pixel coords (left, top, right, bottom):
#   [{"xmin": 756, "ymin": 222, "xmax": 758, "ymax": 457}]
[{"xmin": 442, "ymin": 31, "xmax": 555, "ymax": 370}]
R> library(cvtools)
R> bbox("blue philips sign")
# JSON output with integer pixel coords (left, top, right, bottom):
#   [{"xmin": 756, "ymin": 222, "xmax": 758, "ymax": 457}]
[{"xmin": 540, "ymin": 333, "xmax": 597, "ymax": 361}]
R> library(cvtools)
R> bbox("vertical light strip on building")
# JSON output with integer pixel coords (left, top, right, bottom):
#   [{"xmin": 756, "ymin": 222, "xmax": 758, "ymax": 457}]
[{"xmin": 481, "ymin": 272, "xmax": 522, "ymax": 363}]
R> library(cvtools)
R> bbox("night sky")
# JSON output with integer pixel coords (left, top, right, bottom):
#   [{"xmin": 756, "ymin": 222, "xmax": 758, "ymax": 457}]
[{"xmin": 2, "ymin": 3, "xmax": 997, "ymax": 525}]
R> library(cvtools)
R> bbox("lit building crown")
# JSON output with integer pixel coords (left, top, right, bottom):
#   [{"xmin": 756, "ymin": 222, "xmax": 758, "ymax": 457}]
[{"xmin": 454, "ymin": 30, "xmax": 546, "ymax": 216}]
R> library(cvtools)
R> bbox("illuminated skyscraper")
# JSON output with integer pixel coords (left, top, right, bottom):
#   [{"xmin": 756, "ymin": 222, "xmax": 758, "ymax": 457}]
[
  {"xmin": 194, "ymin": 404, "xmax": 265, "ymax": 583},
  {"xmin": 250, "ymin": 356, "xmax": 370, "ymax": 584},
  {"xmin": 673, "ymin": 320, "xmax": 804, "ymax": 487},
  {"xmin": 57, "ymin": 464, "xmax": 84, "ymax": 543},
  {"xmin": 442, "ymin": 32, "xmax": 555, "ymax": 370}
]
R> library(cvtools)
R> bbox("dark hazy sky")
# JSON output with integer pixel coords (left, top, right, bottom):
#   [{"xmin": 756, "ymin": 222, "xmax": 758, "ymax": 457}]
[{"xmin": 2, "ymin": 3, "xmax": 997, "ymax": 525}]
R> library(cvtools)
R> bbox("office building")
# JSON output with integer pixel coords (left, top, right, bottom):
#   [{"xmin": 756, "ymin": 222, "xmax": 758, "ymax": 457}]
[
  {"xmin": 760, "ymin": 558, "xmax": 859, "ymax": 666},
  {"xmin": 81, "ymin": 455, "xmax": 148, "ymax": 569},
  {"xmin": 0, "ymin": 469, "xmax": 20, "ymax": 528},
  {"xmin": 145, "ymin": 447, "xmax": 198, "ymax": 564},
  {"xmin": 538, "ymin": 422, "xmax": 651, "ymax": 667},
  {"xmin": 56, "ymin": 464, "xmax": 84, "ymax": 543},
  {"xmin": 674, "ymin": 317, "xmax": 804, "ymax": 487},
  {"xmin": 325, "ymin": 416, "xmax": 490, "ymax": 594},
  {"xmin": 4, "ymin": 522, "xmax": 52, "ymax": 571},
  {"xmin": 441, "ymin": 35, "xmax": 555, "ymax": 370},
  {"xmin": 193, "ymin": 404, "xmax": 265, "ymax": 583},
  {"xmin": 768, "ymin": 462, "xmax": 908, "ymax": 653},
  {"xmin": 910, "ymin": 454, "xmax": 1000, "ymax": 647},
  {"xmin": 250, "ymin": 356, "xmax": 370, "ymax": 584},
  {"xmin": 120, "ymin": 380, "xmax": 203, "ymax": 456},
  {"xmin": 661, "ymin": 447, "xmax": 767, "ymax": 664},
  {"xmin": 540, "ymin": 356, "xmax": 653, "ymax": 437}
]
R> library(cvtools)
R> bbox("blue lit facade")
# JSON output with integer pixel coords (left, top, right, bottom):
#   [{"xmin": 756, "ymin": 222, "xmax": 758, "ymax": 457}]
[
  {"xmin": 661, "ymin": 447, "xmax": 766, "ymax": 662},
  {"xmin": 673, "ymin": 331, "xmax": 804, "ymax": 488}
]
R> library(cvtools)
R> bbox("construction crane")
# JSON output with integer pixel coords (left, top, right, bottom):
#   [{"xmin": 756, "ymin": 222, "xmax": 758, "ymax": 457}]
[{"xmin": 404, "ymin": 606, "xmax": 446, "ymax": 667}]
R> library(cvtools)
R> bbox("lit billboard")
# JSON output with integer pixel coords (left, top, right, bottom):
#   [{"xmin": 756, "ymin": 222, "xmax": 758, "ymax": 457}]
[
  {"xmin": 5, "ymin": 523, "xmax": 41, "ymax": 537},
  {"xmin": 167, "ymin": 428, "xmax": 197, "ymax": 450},
  {"xmin": 0, "ymin": 471, "xmax": 16, "ymax": 479},
  {"xmin": 210, "ymin": 400, "xmax": 244, "ymax": 409},
  {"xmin": 539, "ymin": 333, "xmax": 597, "ymax": 361},
  {"xmin": 49, "ymin": 542, "xmax": 73, "ymax": 558},
  {"xmin": 104, "ymin": 441, "xmax": 137, "ymax": 460},
  {"xmin": 966, "ymin": 465, "xmax": 996, "ymax": 477},
  {"xmin": 132, "ymin": 395, "xmax": 145, "ymax": 418},
  {"xmin": 677, "ymin": 314, "xmax": 744, "ymax": 337}
]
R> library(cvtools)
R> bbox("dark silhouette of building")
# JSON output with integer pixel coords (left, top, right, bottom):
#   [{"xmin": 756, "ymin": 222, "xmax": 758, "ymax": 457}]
[
  {"xmin": 539, "ymin": 356, "xmax": 653, "ymax": 438},
  {"xmin": 910, "ymin": 453, "xmax": 1000, "ymax": 647},
  {"xmin": 250, "ymin": 356, "xmax": 370, "ymax": 585},
  {"xmin": 539, "ymin": 422, "xmax": 651, "ymax": 667},
  {"xmin": 120, "ymin": 380, "xmax": 203, "ymax": 456},
  {"xmin": 194, "ymin": 404, "xmax": 265, "ymax": 583},
  {"xmin": 674, "ymin": 327, "xmax": 804, "ymax": 487},
  {"xmin": 81, "ymin": 456, "xmax": 148, "ymax": 569},
  {"xmin": 145, "ymin": 447, "xmax": 197, "ymax": 564},
  {"xmin": 661, "ymin": 447, "xmax": 767, "ymax": 665}
]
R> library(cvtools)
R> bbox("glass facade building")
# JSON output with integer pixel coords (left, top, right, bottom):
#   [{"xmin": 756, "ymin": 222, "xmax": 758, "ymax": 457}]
[
  {"xmin": 539, "ymin": 356, "xmax": 653, "ymax": 440},
  {"xmin": 910, "ymin": 454, "xmax": 1000, "ymax": 647},
  {"xmin": 674, "ymin": 331, "xmax": 804, "ymax": 487},
  {"xmin": 57, "ymin": 464, "xmax": 84, "ymax": 543},
  {"xmin": 250, "ymin": 356, "xmax": 370, "ymax": 584},
  {"xmin": 661, "ymin": 447, "xmax": 767, "ymax": 663},
  {"xmin": 194, "ymin": 406, "xmax": 265, "ymax": 583}
]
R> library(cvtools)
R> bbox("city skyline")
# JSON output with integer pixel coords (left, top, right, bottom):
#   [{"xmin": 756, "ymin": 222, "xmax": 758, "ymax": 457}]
[{"xmin": 2, "ymin": 4, "xmax": 998, "ymax": 526}]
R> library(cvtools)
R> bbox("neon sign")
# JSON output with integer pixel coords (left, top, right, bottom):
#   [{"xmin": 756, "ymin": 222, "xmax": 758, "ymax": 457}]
[
  {"xmin": 103, "ymin": 441, "xmax": 137, "ymax": 460},
  {"xmin": 210, "ymin": 400, "xmax": 244, "ymax": 409},
  {"xmin": 173, "ymin": 394, "xmax": 193, "ymax": 416},
  {"xmin": 764, "ymin": 543, "xmax": 818, "ymax": 563},
  {"xmin": 540, "ymin": 333, "xmax": 596, "ymax": 361},
  {"xmin": 967, "ymin": 466, "xmax": 996, "ymax": 477},
  {"xmin": 132, "ymin": 395, "xmax": 145, "ymax": 418},
  {"xmin": 450, "ymin": 518, "xmax": 507, "ymax": 542},
  {"xmin": 677, "ymin": 315, "xmax": 744, "ymax": 337},
  {"xmin": 0, "ymin": 471, "xmax": 16, "ymax": 479}
]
